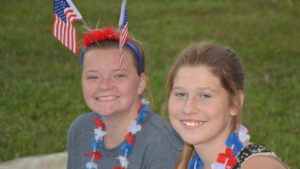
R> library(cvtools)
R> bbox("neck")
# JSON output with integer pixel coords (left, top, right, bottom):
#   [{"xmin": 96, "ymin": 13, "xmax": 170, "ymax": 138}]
[
  {"xmin": 102, "ymin": 100, "xmax": 141, "ymax": 149},
  {"xmin": 193, "ymin": 124, "xmax": 232, "ymax": 168}
]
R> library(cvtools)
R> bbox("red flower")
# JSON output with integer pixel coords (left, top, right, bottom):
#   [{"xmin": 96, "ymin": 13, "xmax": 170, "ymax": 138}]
[
  {"xmin": 84, "ymin": 152, "xmax": 103, "ymax": 160},
  {"xmin": 216, "ymin": 148, "xmax": 237, "ymax": 169},
  {"xmin": 94, "ymin": 116, "xmax": 104, "ymax": 130},
  {"xmin": 112, "ymin": 167, "xmax": 125, "ymax": 169},
  {"xmin": 125, "ymin": 133, "xmax": 136, "ymax": 145},
  {"xmin": 81, "ymin": 27, "xmax": 130, "ymax": 47},
  {"xmin": 137, "ymin": 103, "xmax": 143, "ymax": 114},
  {"xmin": 225, "ymin": 147, "xmax": 235, "ymax": 157}
]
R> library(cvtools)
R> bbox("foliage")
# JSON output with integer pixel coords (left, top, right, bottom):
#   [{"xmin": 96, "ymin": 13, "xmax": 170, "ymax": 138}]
[{"xmin": 0, "ymin": 0, "xmax": 299, "ymax": 168}]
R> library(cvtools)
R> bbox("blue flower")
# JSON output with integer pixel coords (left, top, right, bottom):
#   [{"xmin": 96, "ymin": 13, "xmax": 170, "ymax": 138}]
[
  {"xmin": 226, "ymin": 132, "xmax": 236, "ymax": 147},
  {"xmin": 91, "ymin": 141, "xmax": 103, "ymax": 149},
  {"xmin": 96, "ymin": 114, "xmax": 103, "ymax": 121},
  {"xmin": 233, "ymin": 138, "xmax": 243, "ymax": 156},
  {"xmin": 226, "ymin": 132, "xmax": 244, "ymax": 156},
  {"xmin": 188, "ymin": 152, "xmax": 203, "ymax": 169},
  {"xmin": 136, "ymin": 104, "xmax": 149, "ymax": 123},
  {"xmin": 121, "ymin": 141, "xmax": 133, "ymax": 155}
]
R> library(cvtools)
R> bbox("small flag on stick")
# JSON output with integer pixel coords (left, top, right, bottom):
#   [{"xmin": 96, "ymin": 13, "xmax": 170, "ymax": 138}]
[
  {"xmin": 118, "ymin": 0, "xmax": 128, "ymax": 69},
  {"xmin": 52, "ymin": 0, "xmax": 82, "ymax": 54}
]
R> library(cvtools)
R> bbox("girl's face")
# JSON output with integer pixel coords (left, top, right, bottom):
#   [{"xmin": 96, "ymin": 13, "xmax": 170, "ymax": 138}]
[
  {"xmin": 168, "ymin": 66, "xmax": 237, "ymax": 146},
  {"xmin": 82, "ymin": 48, "xmax": 146, "ymax": 117}
]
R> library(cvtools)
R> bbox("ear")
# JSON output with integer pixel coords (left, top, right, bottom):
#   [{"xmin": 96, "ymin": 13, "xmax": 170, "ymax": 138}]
[
  {"xmin": 230, "ymin": 90, "xmax": 244, "ymax": 116},
  {"xmin": 137, "ymin": 73, "xmax": 147, "ymax": 95}
]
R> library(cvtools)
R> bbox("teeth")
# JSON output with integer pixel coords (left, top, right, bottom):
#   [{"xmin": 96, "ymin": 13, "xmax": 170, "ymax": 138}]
[
  {"xmin": 182, "ymin": 121, "xmax": 201, "ymax": 127},
  {"xmin": 98, "ymin": 96, "xmax": 118, "ymax": 101}
]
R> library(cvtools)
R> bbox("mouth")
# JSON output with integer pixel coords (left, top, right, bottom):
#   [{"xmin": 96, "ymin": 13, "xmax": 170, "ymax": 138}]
[
  {"xmin": 96, "ymin": 95, "xmax": 119, "ymax": 101},
  {"xmin": 181, "ymin": 120, "xmax": 207, "ymax": 129}
]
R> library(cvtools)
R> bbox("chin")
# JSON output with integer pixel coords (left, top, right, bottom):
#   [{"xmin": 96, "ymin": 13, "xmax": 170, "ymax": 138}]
[
  {"xmin": 183, "ymin": 137, "xmax": 202, "ymax": 145},
  {"xmin": 96, "ymin": 111, "xmax": 114, "ymax": 116},
  {"xmin": 91, "ymin": 106, "xmax": 115, "ymax": 115},
  {"xmin": 177, "ymin": 131, "xmax": 202, "ymax": 145}
]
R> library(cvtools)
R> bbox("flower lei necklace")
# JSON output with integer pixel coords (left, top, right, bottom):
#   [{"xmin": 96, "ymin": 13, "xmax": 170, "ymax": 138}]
[
  {"xmin": 188, "ymin": 124, "xmax": 250, "ymax": 169},
  {"xmin": 84, "ymin": 100, "xmax": 151, "ymax": 169}
]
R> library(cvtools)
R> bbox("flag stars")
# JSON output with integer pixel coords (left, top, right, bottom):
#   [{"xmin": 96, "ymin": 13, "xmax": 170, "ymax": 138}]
[{"xmin": 54, "ymin": 0, "xmax": 70, "ymax": 21}]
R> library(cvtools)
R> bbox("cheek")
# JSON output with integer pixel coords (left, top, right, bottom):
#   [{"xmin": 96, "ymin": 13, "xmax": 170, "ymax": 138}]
[
  {"xmin": 206, "ymin": 103, "xmax": 231, "ymax": 124},
  {"xmin": 120, "ymin": 83, "xmax": 135, "ymax": 95},
  {"xmin": 204, "ymin": 99, "xmax": 228, "ymax": 115},
  {"xmin": 168, "ymin": 97, "xmax": 180, "ymax": 117},
  {"xmin": 124, "ymin": 79, "xmax": 140, "ymax": 95},
  {"xmin": 82, "ymin": 82, "xmax": 95, "ymax": 96}
]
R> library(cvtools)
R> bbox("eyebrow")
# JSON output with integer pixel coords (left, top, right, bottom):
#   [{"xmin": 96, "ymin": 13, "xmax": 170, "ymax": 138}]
[
  {"xmin": 85, "ymin": 68, "xmax": 128, "ymax": 73},
  {"xmin": 114, "ymin": 68, "xmax": 128, "ymax": 72},
  {"xmin": 172, "ymin": 86, "xmax": 217, "ymax": 93},
  {"xmin": 86, "ymin": 70, "xmax": 98, "ymax": 73},
  {"xmin": 172, "ymin": 86, "xmax": 185, "ymax": 90}
]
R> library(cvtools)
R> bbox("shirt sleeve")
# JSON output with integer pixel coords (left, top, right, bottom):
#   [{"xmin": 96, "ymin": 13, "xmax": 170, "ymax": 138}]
[
  {"xmin": 140, "ymin": 140, "xmax": 182, "ymax": 169},
  {"xmin": 66, "ymin": 117, "xmax": 78, "ymax": 169}
]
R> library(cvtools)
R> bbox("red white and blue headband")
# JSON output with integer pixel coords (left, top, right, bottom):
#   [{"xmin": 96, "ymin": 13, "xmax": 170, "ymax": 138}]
[{"xmin": 80, "ymin": 27, "xmax": 143, "ymax": 72}]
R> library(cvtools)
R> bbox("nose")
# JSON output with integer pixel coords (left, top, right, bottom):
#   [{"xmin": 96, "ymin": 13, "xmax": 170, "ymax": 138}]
[
  {"xmin": 98, "ymin": 77, "xmax": 114, "ymax": 91},
  {"xmin": 182, "ymin": 97, "xmax": 198, "ymax": 115}
]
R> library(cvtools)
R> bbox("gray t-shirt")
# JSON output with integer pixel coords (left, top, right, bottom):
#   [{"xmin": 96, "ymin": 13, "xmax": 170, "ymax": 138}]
[{"xmin": 67, "ymin": 112, "xmax": 183, "ymax": 169}]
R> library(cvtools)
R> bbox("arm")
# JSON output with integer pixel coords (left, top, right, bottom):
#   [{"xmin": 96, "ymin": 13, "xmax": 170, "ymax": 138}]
[
  {"xmin": 242, "ymin": 156, "xmax": 289, "ymax": 169},
  {"xmin": 66, "ymin": 119, "xmax": 77, "ymax": 169}
]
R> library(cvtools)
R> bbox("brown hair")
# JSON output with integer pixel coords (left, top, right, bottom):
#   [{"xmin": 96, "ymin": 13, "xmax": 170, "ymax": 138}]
[{"xmin": 167, "ymin": 42, "xmax": 244, "ymax": 169}]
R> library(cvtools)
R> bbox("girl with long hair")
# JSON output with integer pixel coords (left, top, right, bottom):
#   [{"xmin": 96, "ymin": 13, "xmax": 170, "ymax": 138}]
[{"xmin": 167, "ymin": 42, "xmax": 288, "ymax": 169}]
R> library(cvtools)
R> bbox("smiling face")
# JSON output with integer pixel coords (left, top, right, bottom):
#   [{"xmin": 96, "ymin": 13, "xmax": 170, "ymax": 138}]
[
  {"xmin": 82, "ymin": 47, "xmax": 146, "ymax": 117},
  {"xmin": 168, "ymin": 65, "xmax": 237, "ymax": 146}
]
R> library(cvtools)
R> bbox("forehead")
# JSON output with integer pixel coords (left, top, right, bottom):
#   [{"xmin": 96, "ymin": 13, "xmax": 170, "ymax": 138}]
[
  {"xmin": 174, "ymin": 66, "xmax": 222, "ymax": 90},
  {"xmin": 83, "ymin": 48, "xmax": 135, "ymax": 69}
]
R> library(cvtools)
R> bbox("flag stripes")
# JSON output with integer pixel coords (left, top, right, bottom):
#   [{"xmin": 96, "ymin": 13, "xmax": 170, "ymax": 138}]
[
  {"xmin": 118, "ymin": 0, "xmax": 128, "ymax": 69},
  {"xmin": 52, "ymin": 0, "xmax": 82, "ymax": 54}
]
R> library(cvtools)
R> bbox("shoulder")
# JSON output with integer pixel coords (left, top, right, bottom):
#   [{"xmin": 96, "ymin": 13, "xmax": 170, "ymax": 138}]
[
  {"xmin": 136, "ymin": 112, "xmax": 183, "ymax": 169},
  {"xmin": 242, "ymin": 156, "xmax": 288, "ymax": 169},
  {"xmin": 144, "ymin": 112, "xmax": 183, "ymax": 144},
  {"xmin": 68, "ymin": 112, "xmax": 96, "ymax": 135},
  {"xmin": 138, "ymin": 112, "xmax": 183, "ymax": 152},
  {"xmin": 144, "ymin": 112, "xmax": 171, "ymax": 132},
  {"xmin": 236, "ymin": 144, "xmax": 289, "ymax": 169}
]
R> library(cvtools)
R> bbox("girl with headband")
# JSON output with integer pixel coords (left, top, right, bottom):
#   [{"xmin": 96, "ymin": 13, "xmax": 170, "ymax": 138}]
[
  {"xmin": 167, "ymin": 42, "xmax": 289, "ymax": 169},
  {"xmin": 67, "ymin": 27, "xmax": 182, "ymax": 169}
]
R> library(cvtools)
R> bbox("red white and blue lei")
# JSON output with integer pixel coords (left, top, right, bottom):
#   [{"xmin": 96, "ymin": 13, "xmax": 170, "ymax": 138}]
[
  {"xmin": 84, "ymin": 100, "xmax": 151, "ymax": 169},
  {"xmin": 188, "ymin": 124, "xmax": 250, "ymax": 169}
]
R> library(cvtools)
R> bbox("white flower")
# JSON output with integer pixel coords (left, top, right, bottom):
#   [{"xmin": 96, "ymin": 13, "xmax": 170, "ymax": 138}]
[
  {"xmin": 238, "ymin": 124, "xmax": 248, "ymax": 134},
  {"xmin": 128, "ymin": 120, "xmax": 142, "ymax": 134},
  {"xmin": 117, "ymin": 155, "xmax": 129, "ymax": 168},
  {"xmin": 238, "ymin": 124, "xmax": 250, "ymax": 142},
  {"xmin": 94, "ymin": 128, "xmax": 106, "ymax": 141},
  {"xmin": 86, "ymin": 161, "xmax": 97, "ymax": 169},
  {"xmin": 141, "ymin": 98, "xmax": 149, "ymax": 105},
  {"xmin": 239, "ymin": 132, "xmax": 250, "ymax": 142},
  {"xmin": 211, "ymin": 162, "xmax": 230, "ymax": 169}
]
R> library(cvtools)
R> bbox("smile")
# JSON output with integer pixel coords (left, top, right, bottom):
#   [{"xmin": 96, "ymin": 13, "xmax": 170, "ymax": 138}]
[
  {"xmin": 96, "ymin": 96, "xmax": 119, "ymax": 101},
  {"xmin": 181, "ymin": 120, "xmax": 206, "ymax": 128}
]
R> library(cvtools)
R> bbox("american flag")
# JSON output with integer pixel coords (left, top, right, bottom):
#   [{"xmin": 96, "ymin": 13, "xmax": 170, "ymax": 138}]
[
  {"xmin": 118, "ymin": 0, "xmax": 128, "ymax": 68},
  {"xmin": 52, "ymin": 0, "xmax": 82, "ymax": 54}
]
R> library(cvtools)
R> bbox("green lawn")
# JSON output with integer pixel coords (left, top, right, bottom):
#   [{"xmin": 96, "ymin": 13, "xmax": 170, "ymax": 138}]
[{"xmin": 0, "ymin": 0, "xmax": 299, "ymax": 168}]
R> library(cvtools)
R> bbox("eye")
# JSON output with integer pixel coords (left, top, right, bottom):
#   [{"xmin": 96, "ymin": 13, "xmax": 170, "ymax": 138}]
[
  {"xmin": 174, "ymin": 92, "xmax": 186, "ymax": 97},
  {"xmin": 199, "ymin": 94, "xmax": 211, "ymax": 99},
  {"xmin": 115, "ymin": 73, "xmax": 126, "ymax": 79},
  {"xmin": 87, "ymin": 75, "xmax": 98, "ymax": 80}
]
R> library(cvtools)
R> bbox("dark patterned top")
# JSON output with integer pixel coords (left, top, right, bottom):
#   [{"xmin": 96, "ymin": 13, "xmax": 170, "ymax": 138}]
[{"xmin": 232, "ymin": 144, "xmax": 288, "ymax": 169}]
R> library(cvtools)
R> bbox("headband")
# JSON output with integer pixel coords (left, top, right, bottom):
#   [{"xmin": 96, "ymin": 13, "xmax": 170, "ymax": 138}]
[{"xmin": 80, "ymin": 27, "xmax": 143, "ymax": 72}]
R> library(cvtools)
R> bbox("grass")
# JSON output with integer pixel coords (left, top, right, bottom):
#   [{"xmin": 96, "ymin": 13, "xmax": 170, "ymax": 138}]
[{"xmin": 0, "ymin": 0, "xmax": 299, "ymax": 168}]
